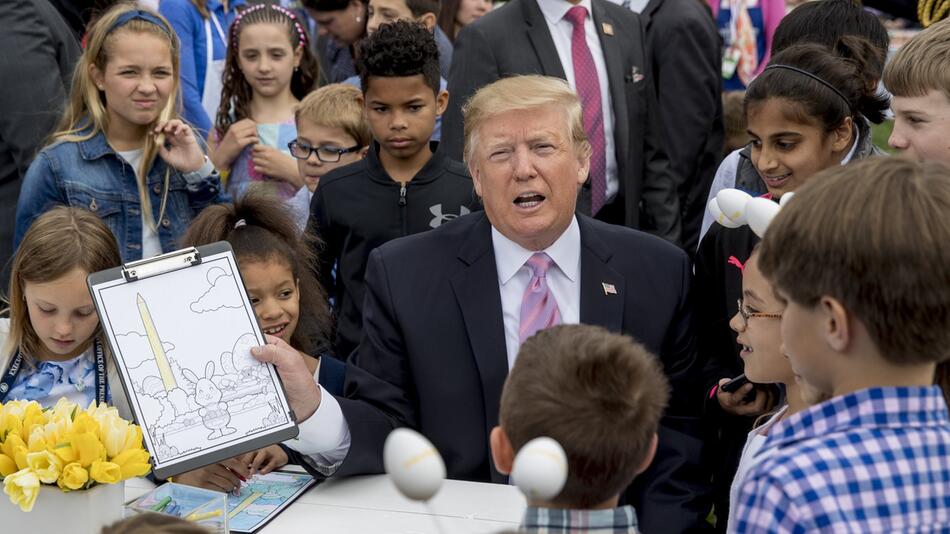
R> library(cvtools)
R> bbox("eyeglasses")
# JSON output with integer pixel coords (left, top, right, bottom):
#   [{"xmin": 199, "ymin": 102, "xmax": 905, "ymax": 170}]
[
  {"xmin": 287, "ymin": 140, "xmax": 362, "ymax": 163},
  {"xmin": 736, "ymin": 299, "xmax": 783, "ymax": 329}
]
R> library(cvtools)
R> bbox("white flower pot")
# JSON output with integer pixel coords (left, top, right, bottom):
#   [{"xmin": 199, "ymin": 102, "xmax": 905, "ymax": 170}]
[{"xmin": 0, "ymin": 481, "xmax": 125, "ymax": 534}]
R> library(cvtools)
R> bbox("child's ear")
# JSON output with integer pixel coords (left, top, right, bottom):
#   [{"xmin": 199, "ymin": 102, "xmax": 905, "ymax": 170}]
[
  {"xmin": 489, "ymin": 426, "xmax": 515, "ymax": 475},
  {"xmin": 416, "ymin": 12, "xmax": 437, "ymax": 30},
  {"xmin": 89, "ymin": 63, "xmax": 104, "ymax": 91},
  {"xmin": 435, "ymin": 89, "xmax": 449, "ymax": 117},
  {"xmin": 293, "ymin": 46, "xmax": 303, "ymax": 69},
  {"xmin": 635, "ymin": 433, "xmax": 659, "ymax": 475},
  {"xmin": 819, "ymin": 296, "xmax": 852, "ymax": 353},
  {"xmin": 831, "ymin": 116, "xmax": 854, "ymax": 153},
  {"xmin": 358, "ymin": 146, "xmax": 369, "ymax": 158}
]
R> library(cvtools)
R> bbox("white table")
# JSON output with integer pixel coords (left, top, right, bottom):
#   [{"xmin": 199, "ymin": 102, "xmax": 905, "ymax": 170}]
[{"xmin": 125, "ymin": 469, "xmax": 526, "ymax": 533}]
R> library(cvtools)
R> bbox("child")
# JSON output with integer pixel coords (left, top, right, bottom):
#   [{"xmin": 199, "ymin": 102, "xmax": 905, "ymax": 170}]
[
  {"xmin": 732, "ymin": 157, "xmax": 950, "ymax": 533},
  {"xmin": 210, "ymin": 3, "xmax": 319, "ymax": 201},
  {"xmin": 287, "ymin": 84, "xmax": 372, "ymax": 231},
  {"xmin": 177, "ymin": 190, "xmax": 342, "ymax": 491},
  {"xmin": 1, "ymin": 207, "xmax": 129, "ymax": 417},
  {"xmin": 694, "ymin": 37, "xmax": 889, "ymax": 530},
  {"xmin": 14, "ymin": 5, "xmax": 222, "ymax": 263},
  {"xmin": 311, "ymin": 20, "xmax": 480, "ymax": 358},
  {"xmin": 489, "ymin": 324, "xmax": 669, "ymax": 532},
  {"xmin": 883, "ymin": 19, "xmax": 950, "ymax": 166}
]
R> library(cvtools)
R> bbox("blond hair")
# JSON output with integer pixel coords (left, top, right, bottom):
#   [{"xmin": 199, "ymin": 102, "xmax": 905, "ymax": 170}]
[
  {"xmin": 52, "ymin": 3, "xmax": 181, "ymax": 231},
  {"xmin": 758, "ymin": 157, "xmax": 950, "ymax": 366},
  {"xmin": 883, "ymin": 18, "xmax": 950, "ymax": 100},
  {"xmin": 461, "ymin": 75, "xmax": 590, "ymax": 164},
  {"xmin": 294, "ymin": 84, "xmax": 373, "ymax": 148},
  {"xmin": 2, "ymin": 207, "xmax": 121, "ymax": 371}
]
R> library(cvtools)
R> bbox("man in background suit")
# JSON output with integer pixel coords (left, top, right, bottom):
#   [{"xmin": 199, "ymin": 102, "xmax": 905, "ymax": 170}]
[
  {"xmin": 258, "ymin": 76, "xmax": 711, "ymax": 532},
  {"xmin": 441, "ymin": 0, "xmax": 682, "ymax": 245}
]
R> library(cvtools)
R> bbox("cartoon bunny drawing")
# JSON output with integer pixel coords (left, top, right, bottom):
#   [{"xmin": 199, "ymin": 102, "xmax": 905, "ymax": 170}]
[{"xmin": 183, "ymin": 362, "xmax": 237, "ymax": 439}]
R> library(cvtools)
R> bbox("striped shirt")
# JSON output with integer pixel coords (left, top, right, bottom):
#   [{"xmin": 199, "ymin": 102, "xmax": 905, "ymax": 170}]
[
  {"xmin": 522, "ymin": 505, "xmax": 639, "ymax": 533},
  {"xmin": 732, "ymin": 386, "xmax": 950, "ymax": 533}
]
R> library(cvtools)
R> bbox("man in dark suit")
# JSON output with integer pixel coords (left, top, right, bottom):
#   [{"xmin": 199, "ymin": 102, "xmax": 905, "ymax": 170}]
[
  {"xmin": 639, "ymin": 0, "xmax": 724, "ymax": 253},
  {"xmin": 258, "ymin": 76, "xmax": 710, "ymax": 532},
  {"xmin": 441, "ymin": 0, "xmax": 682, "ymax": 245}
]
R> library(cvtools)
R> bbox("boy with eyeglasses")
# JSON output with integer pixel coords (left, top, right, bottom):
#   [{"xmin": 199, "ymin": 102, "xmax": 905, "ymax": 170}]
[
  {"xmin": 288, "ymin": 84, "xmax": 373, "ymax": 231},
  {"xmin": 309, "ymin": 21, "xmax": 480, "ymax": 359}
]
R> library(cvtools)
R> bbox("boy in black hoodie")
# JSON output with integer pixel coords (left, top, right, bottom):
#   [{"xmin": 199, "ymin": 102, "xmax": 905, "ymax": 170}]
[{"xmin": 310, "ymin": 20, "xmax": 480, "ymax": 359}]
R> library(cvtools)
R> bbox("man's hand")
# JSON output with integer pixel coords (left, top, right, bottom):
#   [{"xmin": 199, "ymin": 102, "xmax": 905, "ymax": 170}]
[{"xmin": 251, "ymin": 335, "xmax": 322, "ymax": 422}]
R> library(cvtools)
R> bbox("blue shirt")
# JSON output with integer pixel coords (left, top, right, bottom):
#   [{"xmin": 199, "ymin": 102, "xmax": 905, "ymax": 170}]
[
  {"xmin": 6, "ymin": 348, "xmax": 108, "ymax": 408},
  {"xmin": 14, "ymin": 127, "xmax": 223, "ymax": 261},
  {"xmin": 732, "ymin": 386, "xmax": 950, "ymax": 533},
  {"xmin": 160, "ymin": 0, "xmax": 245, "ymax": 136}
]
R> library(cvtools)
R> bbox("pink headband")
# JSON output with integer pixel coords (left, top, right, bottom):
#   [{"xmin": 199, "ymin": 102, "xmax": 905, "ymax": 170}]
[{"xmin": 232, "ymin": 4, "xmax": 307, "ymax": 49}]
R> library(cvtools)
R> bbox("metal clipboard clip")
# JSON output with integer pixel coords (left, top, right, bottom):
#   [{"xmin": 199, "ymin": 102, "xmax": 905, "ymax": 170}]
[{"xmin": 121, "ymin": 247, "xmax": 202, "ymax": 282}]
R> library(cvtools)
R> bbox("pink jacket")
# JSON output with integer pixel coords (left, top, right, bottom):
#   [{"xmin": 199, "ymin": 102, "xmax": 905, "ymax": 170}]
[{"xmin": 708, "ymin": 0, "xmax": 786, "ymax": 76}]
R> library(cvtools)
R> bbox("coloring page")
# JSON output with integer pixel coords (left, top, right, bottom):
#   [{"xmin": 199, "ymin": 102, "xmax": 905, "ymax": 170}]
[{"xmin": 90, "ymin": 250, "xmax": 296, "ymax": 473}]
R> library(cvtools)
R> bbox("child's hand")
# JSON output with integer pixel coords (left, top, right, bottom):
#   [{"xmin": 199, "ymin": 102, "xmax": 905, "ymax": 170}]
[
  {"xmin": 716, "ymin": 377, "xmax": 770, "ymax": 416},
  {"xmin": 156, "ymin": 119, "xmax": 206, "ymax": 173},
  {"xmin": 211, "ymin": 118, "xmax": 258, "ymax": 170},
  {"xmin": 252, "ymin": 145, "xmax": 304, "ymax": 188},
  {"xmin": 174, "ymin": 457, "xmax": 251, "ymax": 493},
  {"xmin": 247, "ymin": 445, "xmax": 289, "ymax": 476}
]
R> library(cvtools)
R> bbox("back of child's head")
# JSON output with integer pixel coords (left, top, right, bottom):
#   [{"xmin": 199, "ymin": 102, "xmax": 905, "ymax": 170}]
[
  {"xmin": 772, "ymin": 0, "xmax": 888, "ymax": 81},
  {"xmin": 406, "ymin": 0, "xmax": 441, "ymax": 18},
  {"xmin": 295, "ymin": 84, "xmax": 373, "ymax": 147},
  {"xmin": 500, "ymin": 324, "xmax": 670, "ymax": 508},
  {"xmin": 757, "ymin": 157, "xmax": 950, "ymax": 367},
  {"xmin": 216, "ymin": 3, "xmax": 319, "ymax": 137},
  {"xmin": 357, "ymin": 20, "xmax": 441, "ymax": 95},
  {"xmin": 745, "ymin": 36, "xmax": 890, "ymax": 132},
  {"xmin": 102, "ymin": 512, "xmax": 212, "ymax": 534},
  {"xmin": 722, "ymin": 91, "xmax": 749, "ymax": 154},
  {"xmin": 5, "ymin": 207, "xmax": 121, "ymax": 364},
  {"xmin": 883, "ymin": 19, "xmax": 950, "ymax": 100},
  {"xmin": 180, "ymin": 191, "xmax": 330, "ymax": 354}
]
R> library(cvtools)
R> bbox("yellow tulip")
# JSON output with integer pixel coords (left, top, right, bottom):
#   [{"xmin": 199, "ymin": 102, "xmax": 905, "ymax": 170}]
[
  {"xmin": 111, "ymin": 448, "xmax": 151, "ymax": 479},
  {"xmin": 0, "ymin": 412, "xmax": 22, "ymax": 441},
  {"xmin": 3, "ymin": 468, "xmax": 40, "ymax": 512},
  {"xmin": 26, "ymin": 450, "xmax": 64, "ymax": 484},
  {"xmin": 57, "ymin": 462, "xmax": 89, "ymax": 491},
  {"xmin": 0, "ymin": 453, "xmax": 16, "ymax": 477},
  {"xmin": 74, "ymin": 432, "xmax": 106, "ymax": 467},
  {"xmin": 89, "ymin": 460, "xmax": 122, "ymax": 485},
  {"xmin": 1, "ymin": 434, "xmax": 29, "ymax": 470},
  {"xmin": 71, "ymin": 412, "xmax": 100, "ymax": 439},
  {"xmin": 100, "ymin": 418, "xmax": 138, "ymax": 459},
  {"xmin": 27, "ymin": 426, "xmax": 48, "ymax": 453},
  {"xmin": 20, "ymin": 402, "xmax": 47, "ymax": 438}
]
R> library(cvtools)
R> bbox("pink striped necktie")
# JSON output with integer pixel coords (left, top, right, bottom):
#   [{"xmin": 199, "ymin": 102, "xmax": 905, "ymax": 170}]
[
  {"xmin": 519, "ymin": 253, "xmax": 562, "ymax": 344},
  {"xmin": 564, "ymin": 5, "xmax": 607, "ymax": 215}
]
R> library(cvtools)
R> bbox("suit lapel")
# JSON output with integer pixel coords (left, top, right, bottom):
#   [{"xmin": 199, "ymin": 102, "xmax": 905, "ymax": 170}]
[
  {"xmin": 449, "ymin": 215, "xmax": 509, "ymax": 482},
  {"xmin": 591, "ymin": 0, "xmax": 631, "ymax": 178},
  {"xmin": 523, "ymin": 0, "xmax": 567, "ymax": 78},
  {"xmin": 578, "ymin": 216, "xmax": 625, "ymax": 332}
]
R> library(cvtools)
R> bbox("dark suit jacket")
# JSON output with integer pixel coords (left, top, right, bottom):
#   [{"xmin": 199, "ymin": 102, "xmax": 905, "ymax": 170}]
[
  {"xmin": 327, "ymin": 212, "xmax": 710, "ymax": 532},
  {"xmin": 640, "ymin": 0, "xmax": 724, "ymax": 253},
  {"xmin": 441, "ymin": 0, "xmax": 682, "ymax": 244}
]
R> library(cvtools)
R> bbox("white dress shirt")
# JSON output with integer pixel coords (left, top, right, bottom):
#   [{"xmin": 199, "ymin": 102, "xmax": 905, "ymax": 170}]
[
  {"xmin": 537, "ymin": 0, "xmax": 619, "ymax": 202},
  {"xmin": 290, "ymin": 217, "xmax": 584, "ymax": 469}
]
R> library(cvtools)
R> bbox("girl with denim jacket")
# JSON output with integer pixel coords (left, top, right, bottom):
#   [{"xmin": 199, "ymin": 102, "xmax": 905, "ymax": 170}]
[{"xmin": 14, "ymin": 5, "xmax": 223, "ymax": 263}]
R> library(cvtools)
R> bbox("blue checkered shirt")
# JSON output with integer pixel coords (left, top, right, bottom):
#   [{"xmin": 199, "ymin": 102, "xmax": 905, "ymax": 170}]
[
  {"xmin": 731, "ymin": 386, "xmax": 950, "ymax": 533},
  {"xmin": 521, "ymin": 505, "xmax": 640, "ymax": 533}
]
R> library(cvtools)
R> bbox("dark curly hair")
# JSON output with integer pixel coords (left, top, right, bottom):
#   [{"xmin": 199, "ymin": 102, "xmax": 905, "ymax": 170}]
[
  {"xmin": 215, "ymin": 4, "xmax": 319, "ymax": 138},
  {"xmin": 357, "ymin": 20, "xmax": 440, "ymax": 95}
]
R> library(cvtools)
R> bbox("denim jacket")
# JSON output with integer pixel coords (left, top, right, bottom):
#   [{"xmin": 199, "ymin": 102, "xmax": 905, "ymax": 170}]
[{"xmin": 15, "ymin": 128, "xmax": 223, "ymax": 261}]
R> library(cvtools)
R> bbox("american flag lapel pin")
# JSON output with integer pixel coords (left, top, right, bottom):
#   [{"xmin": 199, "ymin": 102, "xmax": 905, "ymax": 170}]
[
  {"xmin": 602, "ymin": 282, "xmax": 617, "ymax": 295},
  {"xmin": 602, "ymin": 22, "xmax": 614, "ymax": 36},
  {"xmin": 630, "ymin": 66, "xmax": 645, "ymax": 83}
]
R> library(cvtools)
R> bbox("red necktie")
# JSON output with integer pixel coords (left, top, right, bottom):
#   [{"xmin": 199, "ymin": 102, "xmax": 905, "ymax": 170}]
[{"xmin": 564, "ymin": 5, "xmax": 607, "ymax": 215}]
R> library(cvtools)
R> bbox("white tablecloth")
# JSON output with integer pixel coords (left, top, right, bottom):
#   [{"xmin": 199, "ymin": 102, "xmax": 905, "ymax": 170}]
[{"xmin": 125, "ymin": 468, "xmax": 526, "ymax": 533}]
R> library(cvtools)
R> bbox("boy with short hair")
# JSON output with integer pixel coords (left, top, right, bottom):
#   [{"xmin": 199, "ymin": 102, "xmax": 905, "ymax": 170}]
[
  {"xmin": 310, "ymin": 20, "xmax": 480, "ymax": 358},
  {"xmin": 883, "ymin": 19, "xmax": 950, "ymax": 166},
  {"xmin": 288, "ymin": 83, "xmax": 373, "ymax": 230},
  {"xmin": 733, "ymin": 157, "xmax": 950, "ymax": 533},
  {"xmin": 489, "ymin": 324, "xmax": 670, "ymax": 532}
]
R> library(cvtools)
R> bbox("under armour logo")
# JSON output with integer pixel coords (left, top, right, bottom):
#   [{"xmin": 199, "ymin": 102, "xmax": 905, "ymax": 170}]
[{"xmin": 429, "ymin": 204, "xmax": 471, "ymax": 228}]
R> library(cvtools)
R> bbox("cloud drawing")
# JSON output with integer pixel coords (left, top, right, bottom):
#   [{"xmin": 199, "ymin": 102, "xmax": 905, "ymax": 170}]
[{"xmin": 190, "ymin": 268, "xmax": 243, "ymax": 313}]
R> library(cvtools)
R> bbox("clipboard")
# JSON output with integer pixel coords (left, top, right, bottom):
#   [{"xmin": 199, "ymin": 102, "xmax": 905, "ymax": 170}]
[{"xmin": 88, "ymin": 242, "xmax": 298, "ymax": 480}]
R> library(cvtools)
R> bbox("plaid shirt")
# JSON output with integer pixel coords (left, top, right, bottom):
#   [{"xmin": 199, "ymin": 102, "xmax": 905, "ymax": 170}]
[
  {"xmin": 731, "ymin": 386, "xmax": 950, "ymax": 533},
  {"xmin": 521, "ymin": 505, "xmax": 640, "ymax": 533}
]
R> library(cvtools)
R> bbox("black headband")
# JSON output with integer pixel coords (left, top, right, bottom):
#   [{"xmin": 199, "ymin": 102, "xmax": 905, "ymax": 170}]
[{"xmin": 763, "ymin": 64, "xmax": 851, "ymax": 109}]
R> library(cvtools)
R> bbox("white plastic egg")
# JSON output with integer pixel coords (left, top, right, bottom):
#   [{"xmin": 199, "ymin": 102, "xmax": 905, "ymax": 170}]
[
  {"xmin": 746, "ymin": 197, "xmax": 781, "ymax": 238},
  {"xmin": 778, "ymin": 191, "xmax": 795, "ymax": 207},
  {"xmin": 716, "ymin": 189, "xmax": 752, "ymax": 225},
  {"xmin": 511, "ymin": 437, "xmax": 568, "ymax": 501},
  {"xmin": 383, "ymin": 428, "xmax": 446, "ymax": 501},
  {"xmin": 707, "ymin": 197, "xmax": 741, "ymax": 228}
]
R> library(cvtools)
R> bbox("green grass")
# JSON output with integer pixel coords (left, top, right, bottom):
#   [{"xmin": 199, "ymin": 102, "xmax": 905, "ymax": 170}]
[{"xmin": 872, "ymin": 119, "xmax": 896, "ymax": 154}]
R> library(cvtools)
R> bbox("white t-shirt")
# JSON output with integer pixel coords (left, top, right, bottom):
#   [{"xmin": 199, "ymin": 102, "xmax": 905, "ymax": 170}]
[
  {"xmin": 117, "ymin": 148, "xmax": 163, "ymax": 258},
  {"xmin": 727, "ymin": 405, "xmax": 789, "ymax": 529}
]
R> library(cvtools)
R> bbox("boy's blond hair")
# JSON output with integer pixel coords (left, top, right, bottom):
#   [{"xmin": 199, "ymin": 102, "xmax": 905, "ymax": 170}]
[
  {"xmin": 883, "ymin": 19, "xmax": 950, "ymax": 100},
  {"xmin": 294, "ymin": 84, "xmax": 373, "ymax": 148},
  {"xmin": 758, "ymin": 157, "xmax": 950, "ymax": 366},
  {"xmin": 500, "ymin": 325, "xmax": 669, "ymax": 508}
]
